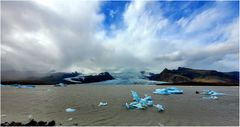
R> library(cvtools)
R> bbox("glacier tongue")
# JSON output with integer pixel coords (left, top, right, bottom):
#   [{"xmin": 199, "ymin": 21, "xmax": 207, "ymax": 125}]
[{"xmin": 98, "ymin": 70, "xmax": 166, "ymax": 85}]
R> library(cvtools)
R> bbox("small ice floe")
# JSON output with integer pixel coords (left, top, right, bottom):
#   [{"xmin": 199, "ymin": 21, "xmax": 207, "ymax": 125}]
[
  {"xmin": 125, "ymin": 90, "xmax": 162, "ymax": 112},
  {"xmin": 1, "ymin": 84, "xmax": 35, "ymax": 89},
  {"xmin": 158, "ymin": 122, "xmax": 164, "ymax": 126},
  {"xmin": 68, "ymin": 118, "xmax": 73, "ymax": 121},
  {"xmin": 16, "ymin": 85, "xmax": 35, "ymax": 89},
  {"xmin": 65, "ymin": 108, "xmax": 76, "ymax": 112},
  {"xmin": 154, "ymin": 104, "xmax": 164, "ymax": 112},
  {"xmin": 153, "ymin": 87, "xmax": 183, "ymax": 95},
  {"xmin": 28, "ymin": 115, "xmax": 33, "ymax": 120},
  {"xmin": 1, "ymin": 114, "xmax": 7, "ymax": 117},
  {"xmin": 54, "ymin": 83, "xmax": 66, "ymax": 87},
  {"xmin": 200, "ymin": 90, "xmax": 225, "ymax": 100},
  {"xmin": 98, "ymin": 102, "xmax": 108, "ymax": 106},
  {"xmin": 201, "ymin": 90, "xmax": 225, "ymax": 96},
  {"xmin": 203, "ymin": 96, "xmax": 218, "ymax": 100}
]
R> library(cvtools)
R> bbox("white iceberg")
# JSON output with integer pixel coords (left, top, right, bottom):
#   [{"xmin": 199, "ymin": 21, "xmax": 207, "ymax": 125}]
[
  {"xmin": 54, "ymin": 83, "xmax": 66, "ymax": 87},
  {"xmin": 154, "ymin": 104, "xmax": 164, "ymax": 112},
  {"xmin": 68, "ymin": 118, "xmax": 73, "ymax": 121},
  {"xmin": 98, "ymin": 102, "xmax": 108, "ymax": 106},
  {"xmin": 202, "ymin": 90, "xmax": 225, "ymax": 96},
  {"xmin": 203, "ymin": 96, "xmax": 218, "ymax": 100}
]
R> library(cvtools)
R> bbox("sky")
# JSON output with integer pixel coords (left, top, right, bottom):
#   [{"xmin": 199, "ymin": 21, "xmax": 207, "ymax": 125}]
[{"xmin": 1, "ymin": 0, "xmax": 239, "ymax": 73}]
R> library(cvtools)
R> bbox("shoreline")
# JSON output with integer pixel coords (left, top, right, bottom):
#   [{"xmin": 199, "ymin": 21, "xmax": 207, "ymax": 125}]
[
  {"xmin": 1, "ymin": 81, "xmax": 239, "ymax": 86},
  {"xmin": 157, "ymin": 82, "xmax": 239, "ymax": 86}
]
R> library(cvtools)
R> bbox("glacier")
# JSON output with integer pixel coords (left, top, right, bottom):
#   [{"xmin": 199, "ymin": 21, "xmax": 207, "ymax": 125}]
[{"xmin": 98, "ymin": 70, "xmax": 167, "ymax": 85}]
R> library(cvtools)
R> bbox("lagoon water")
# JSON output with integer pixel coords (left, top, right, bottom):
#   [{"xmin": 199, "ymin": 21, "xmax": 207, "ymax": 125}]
[{"xmin": 1, "ymin": 85, "xmax": 239, "ymax": 126}]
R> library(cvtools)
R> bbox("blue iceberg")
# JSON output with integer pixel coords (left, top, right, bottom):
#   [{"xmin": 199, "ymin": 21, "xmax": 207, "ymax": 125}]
[
  {"xmin": 65, "ymin": 108, "xmax": 76, "ymax": 112},
  {"xmin": 131, "ymin": 90, "xmax": 140, "ymax": 102},
  {"xmin": 125, "ymin": 90, "xmax": 164, "ymax": 112},
  {"xmin": 153, "ymin": 87, "xmax": 183, "ymax": 95}
]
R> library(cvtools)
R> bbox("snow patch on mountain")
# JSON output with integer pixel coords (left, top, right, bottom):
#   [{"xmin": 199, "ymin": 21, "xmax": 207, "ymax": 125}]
[{"xmin": 64, "ymin": 74, "xmax": 85, "ymax": 83}]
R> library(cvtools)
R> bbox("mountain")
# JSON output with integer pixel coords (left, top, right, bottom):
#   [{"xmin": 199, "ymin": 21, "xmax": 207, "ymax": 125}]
[
  {"xmin": 148, "ymin": 67, "xmax": 239, "ymax": 85},
  {"xmin": 64, "ymin": 72, "xmax": 114, "ymax": 83},
  {"xmin": 1, "ymin": 71, "xmax": 114, "ymax": 85}
]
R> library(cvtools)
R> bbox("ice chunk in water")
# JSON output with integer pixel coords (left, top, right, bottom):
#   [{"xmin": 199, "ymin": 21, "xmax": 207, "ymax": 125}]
[
  {"xmin": 146, "ymin": 100, "xmax": 153, "ymax": 106},
  {"xmin": 131, "ymin": 90, "xmax": 140, "ymax": 102},
  {"xmin": 55, "ymin": 83, "xmax": 65, "ymax": 87},
  {"xmin": 203, "ymin": 96, "xmax": 218, "ymax": 100},
  {"xmin": 125, "ymin": 90, "xmax": 160, "ymax": 111},
  {"xmin": 65, "ymin": 108, "xmax": 76, "ymax": 112},
  {"xmin": 68, "ymin": 118, "xmax": 73, "ymax": 121},
  {"xmin": 202, "ymin": 90, "xmax": 225, "ymax": 96},
  {"xmin": 154, "ymin": 104, "xmax": 164, "ymax": 112},
  {"xmin": 153, "ymin": 87, "xmax": 183, "ymax": 95},
  {"xmin": 98, "ymin": 102, "xmax": 108, "ymax": 106}
]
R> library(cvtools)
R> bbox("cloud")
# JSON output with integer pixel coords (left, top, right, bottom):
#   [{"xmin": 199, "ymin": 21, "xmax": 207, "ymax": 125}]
[
  {"xmin": 2, "ymin": 1, "xmax": 106, "ymax": 73},
  {"xmin": 155, "ymin": 18, "xmax": 239, "ymax": 71},
  {"xmin": 1, "ymin": 1, "xmax": 239, "ymax": 73}
]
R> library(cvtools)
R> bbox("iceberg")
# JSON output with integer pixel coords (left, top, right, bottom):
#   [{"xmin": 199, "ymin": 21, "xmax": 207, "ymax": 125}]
[
  {"xmin": 54, "ymin": 83, "xmax": 66, "ymax": 87},
  {"xmin": 153, "ymin": 87, "xmax": 183, "ymax": 95},
  {"xmin": 65, "ymin": 108, "xmax": 76, "ymax": 112},
  {"xmin": 1, "ymin": 114, "xmax": 7, "ymax": 117},
  {"xmin": 201, "ymin": 90, "xmax": 225, "ymax": 96},
  {"xmin": 125, "ymin": 90, "xmax": 163, "ymax": 112},
  {"xmin": 98, "ymin": 102, "xmax": 108, "ymax": 106},
  {"xmin": 68, "ymin": 118, "xmax": 73, "ymax": 121},
  {"xmin": 200, "ymin": 90, "xmax": 225, "ymax": 100},
  {"xmin": 131, "ymin": 90, "xmax": 140, "ymax": 102},
  {"xmin": 146, "ymin": 100, "xmax": 153, "ymax": 107},
  {"xmin": 28, "ymin": 115, "xmax": 33, "ymax": 119},
  {"xmin": 154, "ymin": 104, "xmax": 164, "ymax": 112}
]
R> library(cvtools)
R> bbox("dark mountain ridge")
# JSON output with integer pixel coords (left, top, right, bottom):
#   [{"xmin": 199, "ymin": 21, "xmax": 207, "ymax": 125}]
[
  {"xmin": 148, "ymin": 67, "xmax": 239, "ymax": 85},
  {"xmin": 1, "ymin": 71, "xmax": 114, "ymax": 85}
]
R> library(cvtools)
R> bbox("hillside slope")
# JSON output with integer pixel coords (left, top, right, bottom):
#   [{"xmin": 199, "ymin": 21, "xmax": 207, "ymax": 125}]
[{"xmin": 148, "ymin": 67, "xmax": 239, "ymax": 85}]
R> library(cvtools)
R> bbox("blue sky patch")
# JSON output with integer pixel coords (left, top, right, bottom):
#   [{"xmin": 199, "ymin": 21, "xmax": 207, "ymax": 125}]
[{"xmin": 100, "ymin": 1, "xmax": 129, "ymax": 32}]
